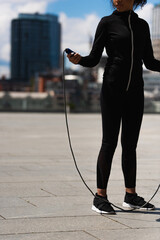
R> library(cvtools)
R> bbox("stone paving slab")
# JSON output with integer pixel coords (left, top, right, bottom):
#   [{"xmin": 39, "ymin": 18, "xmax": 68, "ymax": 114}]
[
  {"xmin": 0, "ymin": 197, "xmax": 30, "ymax": 208},
  {"xmin": 0, "ymin": 216, "xmax": 127, "ymax": 235},
  {"xmin": 0, "ymin": 231, "xmax": 98, "ymax": 240},
  {"xmin": 88, "ymin": 228, "xmax": 160, "ymax": 240},
  {"xmin": 107, "ymin": 210, "xmax": 160, "ymax": 228},
  {"xmin": 0, "ymin": 113, "xmax": 159, "ymax": 240},
  {"xmin": 0, "ymin": 182, "xmax": 53, "ymax": 197}
]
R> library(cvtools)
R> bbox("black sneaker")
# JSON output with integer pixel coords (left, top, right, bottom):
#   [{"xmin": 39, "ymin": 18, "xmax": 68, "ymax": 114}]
[
  {"xmin": 123, "ymin": 192, "xmax": 155, "ymax": 210},
  {"xmin": 92, "ymin": 193, "xmax": 116, "ymax": 214}
]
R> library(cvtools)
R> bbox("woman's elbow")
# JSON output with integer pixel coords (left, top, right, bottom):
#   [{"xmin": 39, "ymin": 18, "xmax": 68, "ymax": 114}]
[
  {"xmin": 144, "ymin": 63, "xmax": 152, "ymax": 71},
  {"xmin": 143, "ymin": 59, "xmax": 155, "ymax": 71}
]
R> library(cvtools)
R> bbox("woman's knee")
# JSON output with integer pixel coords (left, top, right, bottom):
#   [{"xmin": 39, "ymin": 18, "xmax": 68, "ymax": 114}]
[{"xmin": 101, "ymin": 140, "xmax": 117, "ymax": 152}]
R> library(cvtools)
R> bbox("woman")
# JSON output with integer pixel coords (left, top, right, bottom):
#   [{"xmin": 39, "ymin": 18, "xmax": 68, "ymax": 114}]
[{"xmin": 67, "ymin": 0, "xmax": 160, "ymax": 214}]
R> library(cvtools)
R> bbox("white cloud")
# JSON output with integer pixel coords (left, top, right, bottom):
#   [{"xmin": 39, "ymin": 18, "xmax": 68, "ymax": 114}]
[
  {"xmin": 17, "ymin": 2, "xmax": 46, "ymax": 13},
  {"xmin": 136, "ymin": 3, "xmax": 153, "ymax": 29},
  {"xmin": 1, "ymin": 44, "xmax": 11, "ymax": 62},
  {"xmin": 0, "ymin": 0, "xmax": 54, "ymax": 4},
  {"xmin": 60, "ymin": 12, "xmax": 100, "ymax": 55},
  {"xmin": 0, "ymin": 66, "xmax": 10, "ymax": 78},
  {"xmin": 59, "ymin": 12, "xmax": 100, "ymax": 70}
]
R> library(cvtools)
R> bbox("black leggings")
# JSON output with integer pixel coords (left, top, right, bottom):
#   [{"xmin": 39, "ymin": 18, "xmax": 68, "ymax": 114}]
[{"xmin": 97, "ymin": 85, "xmax": 144, "ymax": 189}]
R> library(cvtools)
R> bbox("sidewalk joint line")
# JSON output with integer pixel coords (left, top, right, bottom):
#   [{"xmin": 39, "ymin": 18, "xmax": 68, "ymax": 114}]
[
  {"xmin": 0, "ymin": 230, "xmax": 89, "ymax": 236},
  {"xmin": 40, "ymin": 188, "xmax": 57, "ymax": 196},
  {"xmin": 103, "ymin": 216, "xmax": 132, "ymax": 229},
  {"xmin": 83, "ymin": 230, "xmax": 101, "ymax": 240},
  {"xmin": 20, "ymin": 197, "xmax": 37, "ymax": 207}
]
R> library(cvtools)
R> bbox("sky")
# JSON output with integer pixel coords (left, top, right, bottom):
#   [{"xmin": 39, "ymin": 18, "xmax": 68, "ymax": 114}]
[{"xmin": 0, "ymin": 0, "xmax": 159, "ymax": 77}]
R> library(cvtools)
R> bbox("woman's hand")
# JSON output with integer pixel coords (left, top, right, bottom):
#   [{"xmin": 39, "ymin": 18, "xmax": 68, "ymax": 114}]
[{"xmin": 67, "ymin": 52, "xmax": 81, "ymax": 65}]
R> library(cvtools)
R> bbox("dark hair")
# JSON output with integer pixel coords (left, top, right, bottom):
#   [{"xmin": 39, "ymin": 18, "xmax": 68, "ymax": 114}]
[
  {"xmin": 111, "ymin": 0, "xmax": 147, "ymax": 9},
  {"xmin": 134, "ymin": 0, "xmax": 147, "ymax": 9}
]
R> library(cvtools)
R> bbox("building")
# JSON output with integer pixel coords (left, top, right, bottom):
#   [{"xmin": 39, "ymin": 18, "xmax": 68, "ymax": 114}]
[
  {"xmin": 11, "ymin": 13, "xmax": 61, "ymax": 83},
  {"xmin": 152, "ymin": 4, "xmax": 160, "ymax": 59}
]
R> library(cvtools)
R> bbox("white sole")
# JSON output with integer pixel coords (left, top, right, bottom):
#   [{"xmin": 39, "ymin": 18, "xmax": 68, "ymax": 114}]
[
  {"xmin": 92, "ymin": 205, "xmax": 116, "ymax": 214},
  {"xmin": 122, "ymin": 202, "xmax": 155, "ymax": 211}
]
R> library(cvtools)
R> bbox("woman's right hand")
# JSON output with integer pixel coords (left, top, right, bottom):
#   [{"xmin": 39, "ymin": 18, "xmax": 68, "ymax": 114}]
[{"xmin": 67, "ymin": 52, "xmax": 82, "ymax": 65}]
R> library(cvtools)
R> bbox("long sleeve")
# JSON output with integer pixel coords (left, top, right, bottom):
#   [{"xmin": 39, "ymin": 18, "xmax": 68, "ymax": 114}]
[
  {"xmin": 143, "ymin": 23, "xmax": 160, "ymax": 72},
  {"xmin": 79, "ymin": 18, "xmax": 107, "ymax": 68}
]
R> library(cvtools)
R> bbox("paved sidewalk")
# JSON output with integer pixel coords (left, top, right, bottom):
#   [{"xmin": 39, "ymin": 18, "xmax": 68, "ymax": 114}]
[{"xmin": 0, "ymin": 113, "xmax": 159, "ymax": 240}]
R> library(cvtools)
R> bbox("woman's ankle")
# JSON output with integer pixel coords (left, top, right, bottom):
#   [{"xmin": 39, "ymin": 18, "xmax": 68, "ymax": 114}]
[
  {"xmin": 97, "ymin": 188, "xmax": 107, "ymax": 197},
  {"xmin": 125, "ymin": 187, "xmax": 136, "ymax": 194}
]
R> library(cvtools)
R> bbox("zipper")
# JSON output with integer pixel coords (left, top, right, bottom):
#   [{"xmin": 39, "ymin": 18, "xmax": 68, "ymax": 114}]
[{"xmin": 126, "ymin": 11, "xmax": 134, "ymax": 91}]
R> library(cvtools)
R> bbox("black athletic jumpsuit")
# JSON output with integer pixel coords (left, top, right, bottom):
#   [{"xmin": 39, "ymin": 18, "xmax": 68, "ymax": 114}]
[{"xmin": 78, "ymin": 10, "xmax": 160, "ymax": 189}]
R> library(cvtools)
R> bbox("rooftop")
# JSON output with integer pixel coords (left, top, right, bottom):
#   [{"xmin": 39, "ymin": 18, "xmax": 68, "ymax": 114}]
[{"xmin": 18, "ymin": 13, "xmax": 58, "ymax": 21}]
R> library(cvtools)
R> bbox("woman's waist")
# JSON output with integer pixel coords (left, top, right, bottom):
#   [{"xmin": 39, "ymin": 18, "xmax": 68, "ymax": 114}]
[{"xmin": 106, "ymin": 56, "xmax": 142, "ymax": 67}]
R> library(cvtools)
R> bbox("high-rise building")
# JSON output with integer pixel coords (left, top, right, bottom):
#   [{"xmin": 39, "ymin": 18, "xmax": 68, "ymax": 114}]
[
  {"xmin": 11, "ymin": 13, "xmax": 61, "ymax": 82},
  {"xmin": 152, "ymin": 4, "xmax": 160, "ymax": 59}
]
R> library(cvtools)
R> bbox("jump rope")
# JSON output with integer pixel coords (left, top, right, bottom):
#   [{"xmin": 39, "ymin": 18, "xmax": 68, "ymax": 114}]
[{"xmin": 62, "ymin": 48, "xmax": 160, "ymax": 213}]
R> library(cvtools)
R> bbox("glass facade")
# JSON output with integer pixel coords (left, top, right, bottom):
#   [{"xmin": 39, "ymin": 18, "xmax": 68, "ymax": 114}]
[
  {"xmin": 11, "ymin": 13, "xmax": 61, "ymax": 82},
  {"xmin": 152, "ymin": 4, "xmax": 160, "ymax": 39},
  {"xmin": 152, "ymin": 4, "xmax": 160, "ymax": 60}
]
